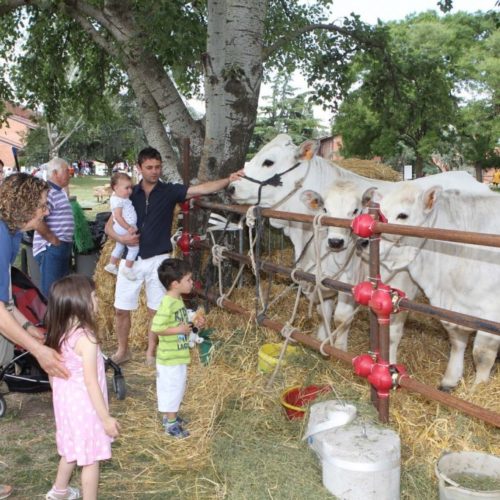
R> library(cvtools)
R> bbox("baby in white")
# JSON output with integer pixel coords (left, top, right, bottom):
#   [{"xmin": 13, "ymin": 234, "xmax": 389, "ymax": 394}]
[{"xmin": 104, "ymin": 172, "xmax": 139, "ymax": 280}]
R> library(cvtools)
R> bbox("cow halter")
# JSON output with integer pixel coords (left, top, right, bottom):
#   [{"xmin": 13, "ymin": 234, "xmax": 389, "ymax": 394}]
[{"xmin": 241, "ymin": 160, "xmax": 307, "ymax": 206}]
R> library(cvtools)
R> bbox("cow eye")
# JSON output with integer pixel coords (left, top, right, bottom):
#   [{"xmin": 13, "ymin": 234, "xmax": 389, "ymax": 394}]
[
  {"xmin": 262, "ymin": 159, "xmax": 274, "ymax": 167},
  {"xmin": 396, "ymin": 213, "xmax": 408, "ymax": 220}
]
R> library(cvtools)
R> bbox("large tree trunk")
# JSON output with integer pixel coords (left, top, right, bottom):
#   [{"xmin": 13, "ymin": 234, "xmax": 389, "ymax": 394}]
[
  {"xmin": 95, "ymin": 0, "xmax": 205, "ymax": 178},
  {"xmin": 128, "ymin": 66, "xmax": 181, "ymax": 182},
  {"xmin": 201, "ymin": 0, "xmax": 267, "ymax": 180}
]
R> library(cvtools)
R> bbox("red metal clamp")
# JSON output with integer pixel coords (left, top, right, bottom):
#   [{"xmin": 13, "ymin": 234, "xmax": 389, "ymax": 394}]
[
  {"xmin": 352, "ymin": 353, "xmax": 408, "ymax": 398},
  {"xmin": 352, "ymin": 281, "xmax": 406, "ymax": 324},
  {"xmin": 177, "ymin": 231, "xmax": 201, "ymax": 256},
  {"xmin": 350, "ymin": 210, "xmax": 388, "ymax": 238}
]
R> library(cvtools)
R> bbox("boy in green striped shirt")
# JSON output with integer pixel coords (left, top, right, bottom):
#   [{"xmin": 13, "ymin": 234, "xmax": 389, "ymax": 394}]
[{"xmin": 151, "ymin": 258, "xmax": 205, "ymax": 438}]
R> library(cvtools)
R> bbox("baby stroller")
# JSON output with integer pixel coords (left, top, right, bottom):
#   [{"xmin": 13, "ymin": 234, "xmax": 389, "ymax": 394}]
[{"xmin": 0, "ymin": 267, "xmax": 126, "ymax": 418}]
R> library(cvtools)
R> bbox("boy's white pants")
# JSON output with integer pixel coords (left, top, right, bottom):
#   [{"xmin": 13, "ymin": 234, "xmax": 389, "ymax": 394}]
[{"xmin": 156, "ymin": 364, "xmax": 187, "ymax": 413}]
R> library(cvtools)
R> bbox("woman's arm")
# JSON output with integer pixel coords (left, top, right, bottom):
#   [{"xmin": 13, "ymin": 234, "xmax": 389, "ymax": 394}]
[
  {"xmin": 10, "ymin": 305, "xmax": 44, "ymax": 341},
  {"xmin": 79, "ymin": 335, "xmax": 120, "ymax": 438},
  {"xmin": 0, "ymin": 302, "xmax": 69, "ymax": 379}
]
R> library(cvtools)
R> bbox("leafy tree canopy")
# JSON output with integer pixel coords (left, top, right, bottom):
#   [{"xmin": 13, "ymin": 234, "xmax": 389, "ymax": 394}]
[{"xmin": 333, "ymin": 10, "xmax": 499, "ymax": 175}]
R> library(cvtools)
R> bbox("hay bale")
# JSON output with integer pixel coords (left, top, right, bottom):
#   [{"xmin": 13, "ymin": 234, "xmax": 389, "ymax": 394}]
[{"xmin": 335, "ymin": 158, "xmax": 402, "ymax": 181}]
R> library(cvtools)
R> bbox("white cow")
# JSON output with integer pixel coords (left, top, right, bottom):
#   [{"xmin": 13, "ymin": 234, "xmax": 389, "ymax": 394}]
[
  {"xmin": 378, "ymin": 183, "xmax": 500, "ymax": 389},
  {"xmin": 229, "ymin": 134, "xmax": 395, "ymax": 341},
  {"xmin": 229, "ymin": 134, "xmax": 489, "ymax": 353},
  {"xmin": 310, "ymin": 175, "xmax": 491, "ymax": 362}
]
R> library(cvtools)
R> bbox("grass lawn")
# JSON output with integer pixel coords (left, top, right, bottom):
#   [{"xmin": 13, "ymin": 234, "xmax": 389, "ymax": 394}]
[{"xmin": 69, "ymin": 175, "xmax": 112, "ymax": 220}]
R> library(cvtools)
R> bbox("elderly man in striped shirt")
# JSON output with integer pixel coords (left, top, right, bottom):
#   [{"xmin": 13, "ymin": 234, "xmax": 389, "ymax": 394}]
[{"xmin": 33, "ymin": 158, "xmax": 74, "ymax": 297}]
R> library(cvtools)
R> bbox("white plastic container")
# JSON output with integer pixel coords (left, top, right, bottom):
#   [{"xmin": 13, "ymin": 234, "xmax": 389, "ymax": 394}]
[
  {"xmin": 306, "ymin": 402, "xmax": 400, "ymax": 500},
  {"xmin": 435, "ymin": 451, "xmax": 500, "ymax": 500}
]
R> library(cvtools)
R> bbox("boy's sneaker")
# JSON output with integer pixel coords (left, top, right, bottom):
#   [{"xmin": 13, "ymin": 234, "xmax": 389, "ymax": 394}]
[
  {"xmin": 104, "ymin": 263, "xmax": 118, "ymax": 275},
  {"xmin": 162, "ymin": 415, "xmax": 188, "ymax": 427},
  {"xmin": 165, "ymin": 421, "xmax": 190, "ymax": 439},
  {"xmin": 121, "ymin": 267, "xmax": 137, "ymax": 281}
]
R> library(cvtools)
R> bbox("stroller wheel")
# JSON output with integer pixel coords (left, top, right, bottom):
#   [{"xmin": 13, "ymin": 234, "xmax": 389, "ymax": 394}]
[
  {"xmin": 112, "ymin": 374, "xmax": 126, "ymax": 400},
  {"xmin": 0, "ymin": 395, "xmax": 6, "ymax": 418}
]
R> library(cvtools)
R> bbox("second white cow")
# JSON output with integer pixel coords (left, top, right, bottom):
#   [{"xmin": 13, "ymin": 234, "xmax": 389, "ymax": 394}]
[{"xmin": 378, "ymin": 183, "xmax": 500, "ymax": 389}]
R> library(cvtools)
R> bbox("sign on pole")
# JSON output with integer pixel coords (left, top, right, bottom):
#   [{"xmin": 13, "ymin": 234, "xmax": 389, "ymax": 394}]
[{"xmin": 403, "ymin": 164, "xmax": 413, "ymax": 180}]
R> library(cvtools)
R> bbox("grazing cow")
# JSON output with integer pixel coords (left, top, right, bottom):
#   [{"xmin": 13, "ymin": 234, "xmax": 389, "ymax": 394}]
[{"xmin": 378, "ymin": 183, "xmax": 500, "ymax": 389}]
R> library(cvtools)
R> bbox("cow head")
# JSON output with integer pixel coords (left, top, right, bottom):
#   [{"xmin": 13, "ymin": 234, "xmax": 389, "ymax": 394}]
[
  {"xmin": 378, "ymin": 183, "xmax": 443, "ymax": 267},
  {"xmin": 228, "ymin": 134, "xmax": 320, "ymax": 206},
  {"xmin": 321, "ymin": 181, "xmax": 377, "ymax": 252}
]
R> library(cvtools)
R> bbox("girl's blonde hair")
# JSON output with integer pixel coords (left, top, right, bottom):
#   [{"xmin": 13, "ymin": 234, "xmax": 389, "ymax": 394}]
[
  {"xmin": 45, "ymin": 275, "xmax": 98, "ymax": 352},
  {"xmin": 110, "ymin": 172, "xmax": 132, "ymax": 189}
]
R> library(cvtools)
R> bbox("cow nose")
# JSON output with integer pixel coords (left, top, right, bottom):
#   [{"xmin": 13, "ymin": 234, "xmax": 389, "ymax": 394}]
[
  {"xmin": 226, "ymin": 184, "xmax": 235, "ymax": 196},
  {"xmin": 328, "ymin": 238, "xmax": 344, "ymax": 250}
]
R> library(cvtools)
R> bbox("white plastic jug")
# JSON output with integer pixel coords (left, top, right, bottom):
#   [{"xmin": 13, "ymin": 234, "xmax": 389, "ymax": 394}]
[{"xmin": 306, "ymin": 402, "xmax": 400, "ymax": 500}]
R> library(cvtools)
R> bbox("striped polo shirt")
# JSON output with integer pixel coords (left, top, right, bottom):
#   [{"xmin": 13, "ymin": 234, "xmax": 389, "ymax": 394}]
[
  {"xmin": 152, "ymin": 295, "xmax": 191, "ymax": 366},
  {"xmin": 33, "ymin": 181, "xmax": 74, "ymax": 256}
]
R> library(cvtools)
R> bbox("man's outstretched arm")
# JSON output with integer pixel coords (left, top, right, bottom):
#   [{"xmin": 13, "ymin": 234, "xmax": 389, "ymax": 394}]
[{"xmin": 186, "ymin": 169, "xmax": 244, "ymax": 198}]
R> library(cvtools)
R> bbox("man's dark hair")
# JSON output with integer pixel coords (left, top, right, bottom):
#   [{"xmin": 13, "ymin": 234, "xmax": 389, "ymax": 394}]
[
  {"xmin": 157, "ymin": 258, "xmax": 192, "ymax": 290},
  {"xmin": 137, "ymin": 147, "xmax": 162, "ymax": 166}
]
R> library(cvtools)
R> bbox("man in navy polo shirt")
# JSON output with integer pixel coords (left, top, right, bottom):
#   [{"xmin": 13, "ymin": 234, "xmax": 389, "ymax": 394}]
[{"xmin": 105, "ymin": 147, "xmax": 243, "ymax": 365}]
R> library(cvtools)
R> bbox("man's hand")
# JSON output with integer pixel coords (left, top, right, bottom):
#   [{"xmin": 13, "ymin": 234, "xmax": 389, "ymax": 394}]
[
  {"xmin": 34, "ymin": 345, "xmax": 70, "ymax": 379},
  {"xmin": 229, "ymin": 169, "xmax": 245, "ymax": 183},
  {"xmin": 120, "ymin": 231, "xmax": 139, "ymax": 246}
]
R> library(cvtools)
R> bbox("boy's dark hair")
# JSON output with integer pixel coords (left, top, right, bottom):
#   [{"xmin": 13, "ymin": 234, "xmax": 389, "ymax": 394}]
[
  {"xmin": 157, "ymin": 258, "xmax": 192, "ymax": 290},
  {"xmin": 110, "ymin": 171, "xmax": 132, "ymax": 189},
  {"xmin": 137, "ymin": 147, "xmax": 162, "ymax": 166}
]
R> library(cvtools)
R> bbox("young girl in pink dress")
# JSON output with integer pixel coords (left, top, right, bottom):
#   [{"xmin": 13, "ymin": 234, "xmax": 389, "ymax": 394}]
[{"xmin": 44, "ymin": 275, "xmax": 120, "ymax": 500}]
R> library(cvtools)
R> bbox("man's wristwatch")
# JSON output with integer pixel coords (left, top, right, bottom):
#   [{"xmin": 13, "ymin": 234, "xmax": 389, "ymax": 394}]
[{"xmin": 22, "ymin": 321, "xmax": 35, "ymax": 331}]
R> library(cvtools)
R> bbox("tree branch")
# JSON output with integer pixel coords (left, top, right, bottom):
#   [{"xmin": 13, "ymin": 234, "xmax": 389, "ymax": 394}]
[
  {"xmin": 0, "ymin": 0, "xmax": 29, "ymax": 15},
  {"xmin": 263, "ymin": 22, "xmax": 382, "ymax": 61},
  {"xmin": 53, "ymin": 115, "xmax": 84, "ymax": 151},
  {"xmin": 69, "ymin": 9, "xmax": 123, "ymax": 60}
]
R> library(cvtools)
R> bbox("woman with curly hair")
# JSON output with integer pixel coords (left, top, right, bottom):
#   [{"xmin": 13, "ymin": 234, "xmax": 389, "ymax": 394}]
[
  {"xmin": 0, "ymin": 174, "xmax": 70, "ymax": 499},
  {"xmin": 0, "ymin": 173, "xmax": 70, "ymax": 377}
]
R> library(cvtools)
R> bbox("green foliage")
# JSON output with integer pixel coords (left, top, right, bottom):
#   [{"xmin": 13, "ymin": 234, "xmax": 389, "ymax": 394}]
[
  {"xmin": 264, "ymin": 1, "xmax": 389, "ymax": 109},
  {"xmin": 250, "ymin": 73, "xmax": 325, "ymax": 156},
  {"xmin": 333, "ymin": 10, "xmax": 499, "ymax": 173},
  {"xmin": 71, "ymin": 199, "xmax": 95, "ymax": 253},
  {"xmin": 20, "ymin": 92, "xmax": 146, "ymax": 167},
  {"xmin": 8, "ymin": 6, "xmax": 122, "ymax": 123}
]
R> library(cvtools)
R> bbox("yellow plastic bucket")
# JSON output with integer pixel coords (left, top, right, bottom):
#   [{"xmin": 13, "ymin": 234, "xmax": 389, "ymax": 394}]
[{"xmin": 258, "ymin": 343, "xmax": 299, "ymax": 373}]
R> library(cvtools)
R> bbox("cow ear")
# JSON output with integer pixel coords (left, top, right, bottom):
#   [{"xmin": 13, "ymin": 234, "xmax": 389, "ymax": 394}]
[
  {"xmin": 297, "ymin": 139, "xmax": 320, "ymax": 161},
  {"xmin": 300, "ymin": 190, "xmax": 324, "ymax": 212},
  {"xmin": 361, "ymin": 187, "xmax": 379, "ymax": 207},
  {"xmin": 422, "ymin": 186, "xmax": 443, "ymax": 213}
]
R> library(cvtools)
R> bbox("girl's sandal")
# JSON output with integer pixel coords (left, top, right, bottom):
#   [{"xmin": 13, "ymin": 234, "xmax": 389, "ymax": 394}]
[{"xmin": 45, "ymin": 486, "xmax": 81, "ymax": 500}]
